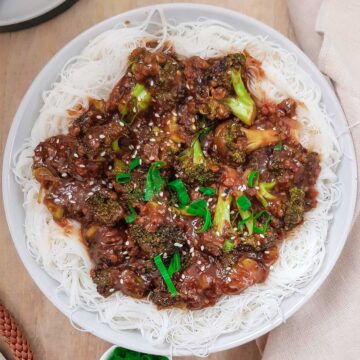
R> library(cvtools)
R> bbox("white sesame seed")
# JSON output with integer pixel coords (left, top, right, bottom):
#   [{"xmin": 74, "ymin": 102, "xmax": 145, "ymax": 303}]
[
  {"xmin": 61, "ymin": 173, "xmax": 67, "ymax": 178},
  {"xmin": 174, "ymin": 243, "xmax": 183, "ymax": 248},
  {"xmin": 125, "ymin": 241, "xmax": 129, "ymax": 246},
  {"xmin": 200, "ymin": 265, "xmax": 205, "ymax": 272},
  {"xmin": 99, "ymin": 134, "xmax": 105, "ymax": 139},
  {"xmin": 100, "ymin": 151, "xmax": 106, "ymax": 156},
  {"xmin": 96, "ymin": 115, "xmax": 102, "ymax": 119},
  {"xmin": 119, "ymin": 121, "xmax": 125, "ymax": 127},
  {"xmin": 108, "ymin": 166, "xmax": 113, "ymax": 170},
  {"xmin": 200, "ymin": 245, "xmax": 204, "ymax": 251},
  {"xmin": 79, "ymin": 164, "xmax": 85, "ymax": 168},
  {"xmin": 74, "ymin": 153, "xmax": 79, "ymax": 158},
  {"xmin": 154, "ymin": 113, "xmax": 160, "ymax": 118},
  {"xmin": 270, "ymin": 265, "xmax": 274, "ymax": 270},
  {"xmin": 120, "ymin": 279, "xmax": 124, "ymax": 285},
  {"xmin": 149, "ymin": 138, "xmax": 156, "ymax": 142},
  {"xmin": 190, "ymin": 247, "xmax": 194, "ymax": 253}
]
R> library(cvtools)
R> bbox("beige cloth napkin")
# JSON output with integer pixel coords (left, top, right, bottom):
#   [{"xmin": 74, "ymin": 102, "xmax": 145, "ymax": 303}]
[{"xmin": 259, "ymin": 0, "xmax": 360, "ymax": 359}]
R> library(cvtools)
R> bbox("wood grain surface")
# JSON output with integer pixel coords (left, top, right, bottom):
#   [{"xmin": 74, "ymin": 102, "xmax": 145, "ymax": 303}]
[{"xmin": 0, "ymin": 1, "xmax": 296, "ymax": 359}]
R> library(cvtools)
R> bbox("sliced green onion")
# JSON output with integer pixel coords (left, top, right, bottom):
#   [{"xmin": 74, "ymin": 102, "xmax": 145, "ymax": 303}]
[
  {"xmin": 187, "ymin": 199, "xmax": 207, "ymax": 215},
  {"xmin": 129, "ymin": 157, "xmax": 141, "ymax": 171},
  {"xmin": 198, "ymin": 207, "xmax": 212, "ymax": 233},
  {"xmin": 223, "ymin": 239, "xmax": 235, "ymax": 252},
  {"xmin": 236, "ymin": 195, "xmax": 251, "ymax": 212},
  {"xmin": 199, "ymin": 186, "xmax": 216, "ymax": 196},
  {"xmin": 186, "ymin": 199, "xmax": 212, "ymax": 233},
  {"xmin": 154, "ymin": 255, "xmax": 177, "ymax": 297},
  {"xmin": 115, "ymin": 173, "xmax": 131, "ymax": 184},
  {"xmin": 125, "ymin": 204, "xmax": 137, "ymax": 223},
  {"xmin": 253, "ymin": 210, "xmax": 271, "ymax": 234},
  {"xmin": 144, "ymin": 161, "xmax": 165, "ymax": 201},
  {"xmin": 111, "ymin": 139, "xmax": 121, "ymax": 153},
  {"xmin": 132, "ymin": 83, "xmax": 151, "ymax": 112},
  {"xmin": 109, "ymin": 346, "xmax": 170, "ymax": 360},
  {"xmin": 167, "ymin": 252, "xmax": 181, "ymax": 277},
  {"xmin": 248, "ymin": 170, "xmax": 259, "ymax": 187},
  {"xmin": 168, "ymin": 179, "xmax": 190, "ymax": 208},
  {"xmin": 274, "ymin": 144, "xmax": 283, "ymax": 151}
]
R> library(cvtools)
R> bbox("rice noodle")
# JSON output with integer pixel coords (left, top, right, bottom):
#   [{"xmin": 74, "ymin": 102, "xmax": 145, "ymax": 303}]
[{"xmin": 14, "ymin": 9, "xmax": 341, "ymax": 356}]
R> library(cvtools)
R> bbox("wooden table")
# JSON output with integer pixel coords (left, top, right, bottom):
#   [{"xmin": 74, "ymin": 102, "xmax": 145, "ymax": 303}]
[{"xmin": 0, "ymin": 1, "xmax": 296, "ymax": 359}]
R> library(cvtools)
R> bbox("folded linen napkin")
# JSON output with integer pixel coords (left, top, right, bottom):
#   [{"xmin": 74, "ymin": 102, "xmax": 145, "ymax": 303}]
[{"xmin": 260, "ymin": 1, "xmax": 360, "ymax": 359}]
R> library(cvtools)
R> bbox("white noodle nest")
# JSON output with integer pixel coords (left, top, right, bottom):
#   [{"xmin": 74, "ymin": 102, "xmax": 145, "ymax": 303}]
[{"xmin": 14, "ymin": 10, "xmax": 341, "ymax": 356}]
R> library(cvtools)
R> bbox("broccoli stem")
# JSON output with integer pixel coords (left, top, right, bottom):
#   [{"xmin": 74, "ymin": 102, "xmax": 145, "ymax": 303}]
[
  {"xmin": 257, "ymin": 181, "xmax": 276, "ymax": 207},
  {"xmin": 241, "ymin": 128, "xmax": 280, "ymax": 152},
  {"xmin": 131, "ymin": 83, "xmax": 151, "ymax": 111},
  {"xmin": 225, "ymin": 70, "xmax": 256, "ymax": 126},
  {"xmin": 118, "ymin": 83, "xmax": 151, "ymax": 122},
  {"xmin": 192, "ymin": 139, "xmax": 205, "ymax": 164},
  {"xmin": 213, "ymin": 187, "xmax": 232, "ymax": 235}
]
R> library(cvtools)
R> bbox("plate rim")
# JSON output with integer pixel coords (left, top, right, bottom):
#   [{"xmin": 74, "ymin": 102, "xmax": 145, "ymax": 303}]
[{"xmin": 2, "ymin": 3, "xmax": 358, "ymax": 356}]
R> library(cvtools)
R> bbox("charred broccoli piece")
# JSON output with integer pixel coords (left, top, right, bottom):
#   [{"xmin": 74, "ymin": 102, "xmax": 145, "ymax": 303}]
[
  {"xmin": 176, "ymin": 134, "xmax": 219, "ymax": 185},
  {"xmin": 87, "ymin": 192, "xmax": 123, "ymax": 225},
  {"xmin": 130, "ymin": 223, "xmax": 186, "ymax": 258},
  {"xmin": 284, "ymin": 186, "xmax": 305, "ymax": 229},
  {"xmin": 225, "ymin": 69, "xmax": 256, "ymax": 125}
]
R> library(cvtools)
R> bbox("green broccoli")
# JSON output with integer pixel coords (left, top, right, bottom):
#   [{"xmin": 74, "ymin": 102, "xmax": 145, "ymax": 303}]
[
  {"xmin": 241, "ymin": 127, "xmax": 280, "ymax": 152},
  {"xmin": 225, "ymin": 69, "xmax": 256, "ymax": 126},
  {"xmin": 256, "ymin": 181, "xmax": 277, "ymax": 207},
  {"xmin": 176, "ymin": 134, "xmax": 219, "ymax": 185},
  {"xmin": 87, "ymin": 192, "xmax": 123, "ymax": 225},
  {"xmin": 284, "ymin": 186, "xmax": 305, "ymax": 229},
  {"xmin": 130, "ymin": 223, "xmax": 186, "ymax": 258},
  {"xmin": 118, "ymin": 83, "xmax": 151, "ymax": 124}
]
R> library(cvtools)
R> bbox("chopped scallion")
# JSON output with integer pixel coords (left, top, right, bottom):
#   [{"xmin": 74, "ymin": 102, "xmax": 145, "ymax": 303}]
[
  {"xmin": 115, "ymin": 173, "xmax": 131, "ymax": 184},
  {"xmin": 125, "ymin": 204, "xmax": 137, "ymax": 223},
  {"xmin": 154, "ymin": 255, "xmax": 177, "ymax": 297},
  {"xmin": 168, "ymin": 179, "xmax": 190, "ymax": 208},
  {"xmin": 198, "ymin": 186, "xmax": 216, "ymax": 196},
  {"xmin": 248, "ymin": 170, "xmax": 259, "ymax": 187},
  {"xmin": 236, "ymin": 195, "xmax": 252, "ymax": 212},
  {"xmin": 253, "ymin": 210, "xmax": 271, "ymax": 234}
]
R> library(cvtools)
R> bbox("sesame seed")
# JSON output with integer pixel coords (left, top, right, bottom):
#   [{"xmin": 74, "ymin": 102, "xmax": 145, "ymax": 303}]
[
  {"xmin": 264, "ymin": 251, "xmax": 270, "ymax": 254},
  {"xmin": 108, "ymin": 166, "xmax": 112, "ymax": 170},
  {"xmin": 149, "ymin": 138, "xmax": 156, "ymax": 142},
  {"xmin": 119, "ymin": 121, "xmax": 125, "ymax": 127},
  {"xmin": 74, "ymin": 153, "xmax": 79, "ymax": 158},
  {"xmin": 200, "ymin": 265, "xmax": 205, "ymax": 272},
  {"xmin": 99, "ymin": 134, "xmax": 105, "ymax": 139},
  {"xmin": 61, "ymin": 173, "xmax": 67, "ymax": 178},
  {"xmin": 190, "ymin": 247, "xmax": 194, "ymax": 253},
  {"xmin": 79, "ymin": 164, "xmax": 85, "ymax": 168},
  {"xmin": 154, "ymin": 113, "xmax": 160, "ymax": 118},
  {"xmin": 270, "ymin": 265, "xmax": 274, "ymax": 270},
  {"xmin": 120, "ymin": 279, "xmax": 124, "ymax": 285},
  {"xmin": 125, "ymin": 241, "xmax": 129, "ymax": 246},
  {"xmin": 100, "ymin": 151, "xmax": 106, "ymax": 156},
  {"xmin": 96, "ymin": 115, "xmax": 102, "ymax": 119},
  {"xmin": 200, "ymin": 245, "xmax": 204, "ymax": 251},
  {"xmin": 174, "ymin": 243, "xmax": 183, "ymax": 248}
]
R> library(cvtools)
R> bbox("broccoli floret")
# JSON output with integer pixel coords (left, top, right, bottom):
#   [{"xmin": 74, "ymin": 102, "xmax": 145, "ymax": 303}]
[
  {"xmin": 176, "ymin": 136, "xmax": 219, "ymax": 185},
  {"xmin": 118, "ymin": 83, "xmax": 151, "ymax": 124},
  {"xmin": 256, "ymin": 181, "xmax": 277, "ymax": 207},
  {"xmin": 87, "ymin": 192, "xmax": 123, "ymax": 225},
  {"xmin": 225, "ymin": 69, "xmax": 256, "ymax": 125},
  {"xmin": 130, "ymin": 223, "xmax": 186, "ymax": 258},
  {"xmin": 284, "ymin": 186, "xmax": 305, "ymax": 229},
  {"xmin": 122, "ymin": 175, "xmax": 146, "ymax": 203}
]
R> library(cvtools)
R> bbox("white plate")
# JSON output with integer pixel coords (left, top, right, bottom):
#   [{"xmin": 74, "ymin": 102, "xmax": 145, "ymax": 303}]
[
  {"xmin": 0, "ymin": 0, "xmax": 76, "ymax": 31},
  {"xmin": 2, "ymin": 4, "xmax": 357, "ymax": 357}
]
